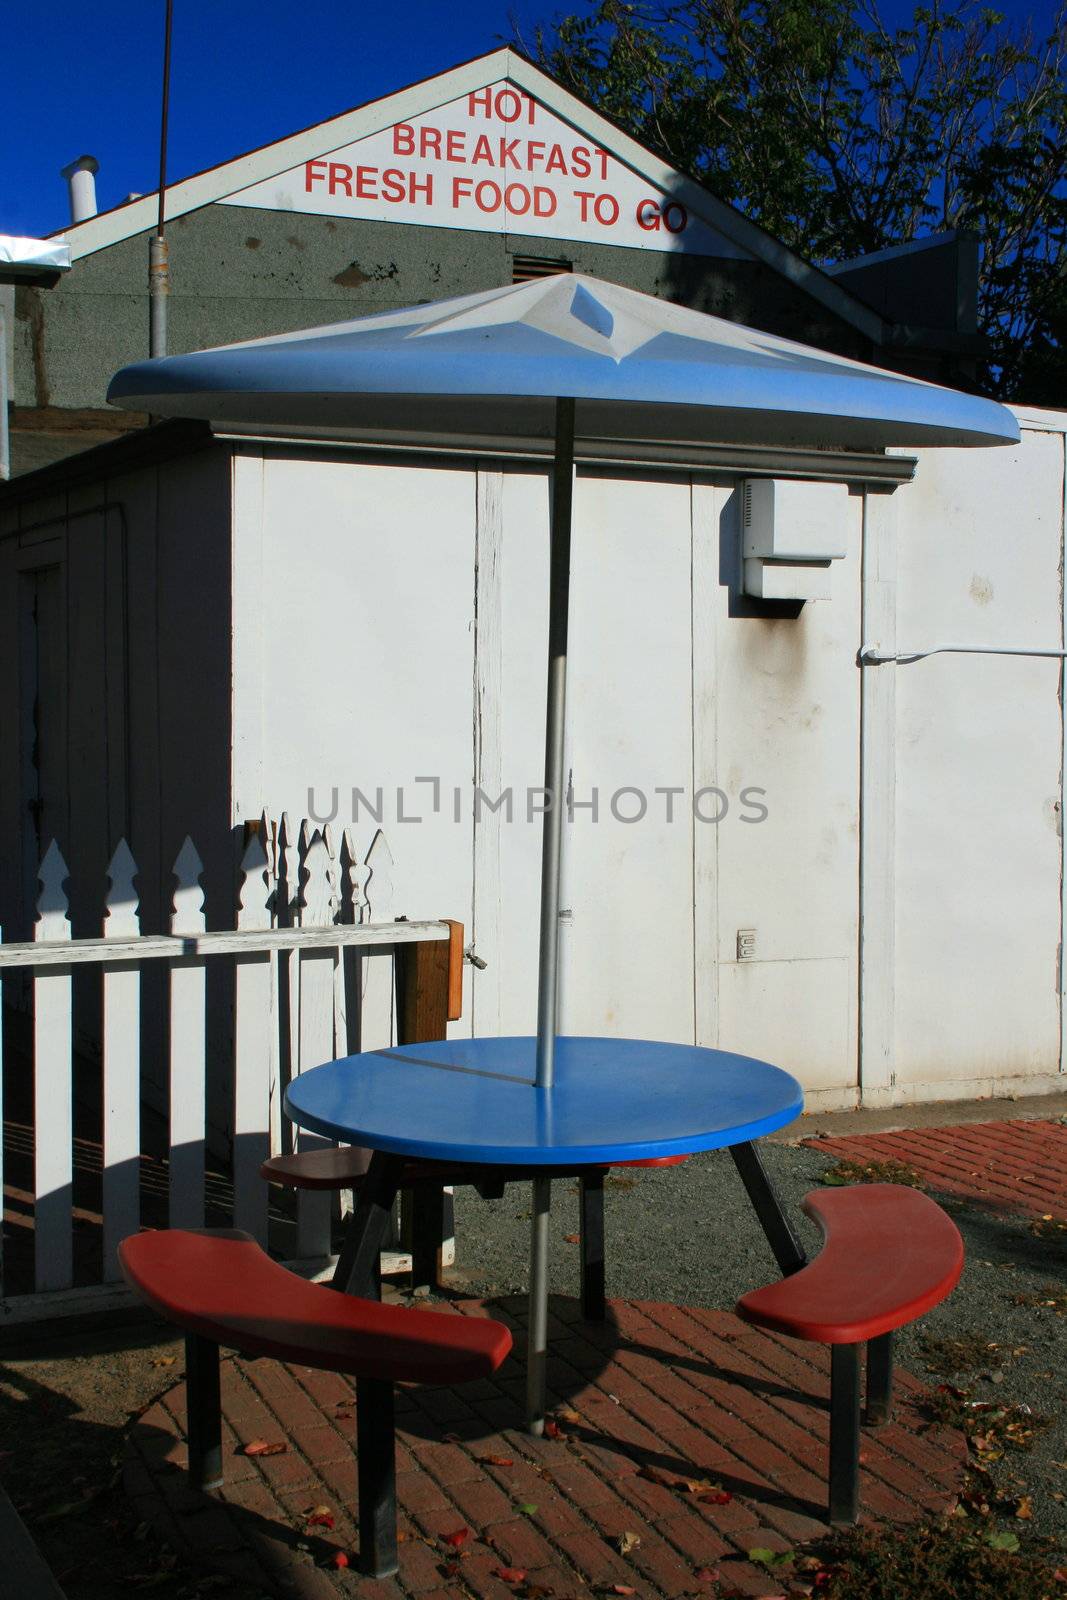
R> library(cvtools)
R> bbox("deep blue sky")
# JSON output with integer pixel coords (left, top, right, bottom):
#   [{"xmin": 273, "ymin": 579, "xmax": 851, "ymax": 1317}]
[{"xmin": 1, "ymin": 0, "xmax": 1053, "ymax": 240}]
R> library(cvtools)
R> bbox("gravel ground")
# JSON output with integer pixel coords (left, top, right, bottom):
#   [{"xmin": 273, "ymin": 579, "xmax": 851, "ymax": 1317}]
[
  {"xmin": 452, "ymin": 1140, "xmax": 1067, "ymax": 1545},
  {"xmin": 0, "ymin": 1138, "xmax": 1063, "ymax": 1597}
]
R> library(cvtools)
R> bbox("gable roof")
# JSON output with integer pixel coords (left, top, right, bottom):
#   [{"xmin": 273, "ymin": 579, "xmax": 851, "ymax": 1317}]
[{"xmin": 52, "ymin": 47, "xmax": 884, "ymax": 343}]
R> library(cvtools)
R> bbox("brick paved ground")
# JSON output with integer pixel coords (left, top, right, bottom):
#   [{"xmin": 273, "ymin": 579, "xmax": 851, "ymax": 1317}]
[
  {"xmin": 802, "ymin": 1118, "xmax": 1067, "ymax": 1220},
  {"xmin": 126, "ymin": 1295, "xmax": 965, "ymax": 1600}
]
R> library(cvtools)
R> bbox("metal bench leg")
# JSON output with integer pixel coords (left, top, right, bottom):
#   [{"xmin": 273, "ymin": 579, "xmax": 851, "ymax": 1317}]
[
  {"xmin": 411, "ymin": 1185, "xmax": 445, "ymax": 1293},
  {"xmin": 729, "ymin": 1141, "xmax": 806, "ymax": 1276},
  {"xmin": 829, "ymin": 1343, "xmax": 861, "ymax": 1525},
  {"xmin": 185, "ymin": 1333, "xmax": 223, "ymax": 1491},
  {"xmin": 866, "ymin": 1330, "xmax": 894, "ymax": 1426},
  {"xmin": 356, "ymin": 1376, "xmax": 398, "ymax": 1577},
  {"xmin": 579, "ymin": 1171, "xmax": 606, "ymax": 1320},
  {"xmin": 334, "ymin": 1151, "xmax": 404, "ymax": 1299}
]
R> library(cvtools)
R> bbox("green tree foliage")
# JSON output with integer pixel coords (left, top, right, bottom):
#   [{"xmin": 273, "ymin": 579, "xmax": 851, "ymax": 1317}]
[{"xmin": 528, "ymin": 0, "xmax": 1067, "ymax": 399}]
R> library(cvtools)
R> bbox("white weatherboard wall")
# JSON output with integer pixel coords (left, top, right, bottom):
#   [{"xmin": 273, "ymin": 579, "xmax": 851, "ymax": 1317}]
[
  {"xmin": 891, "ymin": 415, "xmax": 1067, "ymax": 1100},
  {"xmin": 226, "ymin": 413, "xmax": 1066, "ymax": 1109}
]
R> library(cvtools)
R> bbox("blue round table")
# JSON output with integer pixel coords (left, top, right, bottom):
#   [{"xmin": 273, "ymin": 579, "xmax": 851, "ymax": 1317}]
[
  {"xmin": 285, "ymin": 1035, "xmax": 806, "ymax": 1430},
  {"xmin": 285, "ymin": 1035, "xmax": 803, "ymax": 1165}
]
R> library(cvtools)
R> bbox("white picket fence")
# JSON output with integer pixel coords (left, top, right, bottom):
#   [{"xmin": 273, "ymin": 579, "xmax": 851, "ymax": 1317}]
[{"xmin": 0, "ymin": 815, "xmax": 453, "ymax": 1322}]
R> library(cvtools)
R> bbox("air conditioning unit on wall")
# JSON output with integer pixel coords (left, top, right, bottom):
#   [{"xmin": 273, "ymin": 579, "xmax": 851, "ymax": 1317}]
[{"xmin": 741, "ymin": 478, "xmax": 850, "ymax": 601}]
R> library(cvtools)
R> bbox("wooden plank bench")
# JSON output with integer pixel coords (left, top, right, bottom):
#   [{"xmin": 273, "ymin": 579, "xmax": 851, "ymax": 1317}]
[
  {"xmin": 736, "ymin": 1183, "xmax": 964, "ymax": 1524},
  {"xmin": 119, "ymin": 1228, "xmax": 512, "ymax": 1577}
]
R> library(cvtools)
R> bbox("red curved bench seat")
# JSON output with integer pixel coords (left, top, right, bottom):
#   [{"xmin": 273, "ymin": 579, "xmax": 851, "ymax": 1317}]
[
  {"xmin": 119, "ymin": 1229, "xmax": 511, "ymax": 1384},
  {"xmin": 119, "ymin": 1229, "xmax": 511, "ymax": 1579},
  {"xmin": 736, "ymin": 1184, "xmax": 964, "ymax": 1527},
  {"xmin": 737, "ymin": 1184, "xmax": 964, "ymax": 1344}
]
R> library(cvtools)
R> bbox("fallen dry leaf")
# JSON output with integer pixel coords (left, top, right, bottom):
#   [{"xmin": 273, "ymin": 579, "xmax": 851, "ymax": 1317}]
[
  {"xmin": 563, "ymin": 1233, "xmax": 580, "ymax": 1244},
  {"xmin": 617, "ymin": 1530, "xmax": 641, "ymax": 1555},
  {"xmin": 329, "ymin": 1551, "xmax": 349, "ymax": 1569},
  {"xmin": 305, "ymin": 1510, "xmax": 335, "ymax": 1531},
  {"xmin": 693, "ymin": 1570, "xmax": 719, "ymax": 1585},
  {"xmin": 495, "ymin": 1568, "xmax": 527, "ymax": 1583},
  {"xmin": 150, "ymin": 1356, "xmax": 178, "ymax": 1368},
  {"xmin": 1015, "ymin": 1495, "xmax": 1034, "ymax": 1519},
  {"xmin": 557, "ymin": 1407, "xmax": 582, "ymax": 1425},
  {"xmin": 544, "ymin": 1419, "xmax": 565, "ymax": 1440},
  {"xmin": 242, "ymin": 1439, "xmax": 287, "ymax": 1457},
  {"xmin": 442, "ymin": 1526, "xmax": 471, "ymax": 1548},
  {"xmin": 479, "ymin": 1453, "xmax": 515, "ymax": 1467}
]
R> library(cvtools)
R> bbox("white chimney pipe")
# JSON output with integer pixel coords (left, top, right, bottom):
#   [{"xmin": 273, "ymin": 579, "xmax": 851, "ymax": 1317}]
[{"xmin": 60, "ymin": 155, "xmax": 100, "ymax": 224}]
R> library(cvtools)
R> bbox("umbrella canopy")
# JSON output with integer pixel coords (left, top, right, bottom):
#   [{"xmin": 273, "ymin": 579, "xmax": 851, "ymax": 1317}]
[{"xmin": 108, "ymin": 272, "xmax": 1018, "ymax": 452}]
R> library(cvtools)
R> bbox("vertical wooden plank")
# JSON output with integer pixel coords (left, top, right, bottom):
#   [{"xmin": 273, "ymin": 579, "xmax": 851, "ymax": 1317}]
[
  {"xmin": 0, "ymin": 927, "xmax": 4, "ymax": 1294},
  {"xmin": 102, "ymin": 840, "xmax": 141, "ymax": 1279},
  {"xmin": 33, "ymin": 842, "xmax": 72, "ymax": 1292},
  {"xmin": 473, "ymin": 468, "xmax": 503, "ymax": 1035},
  {"xmin": 692, "ymin": 480, "xmax": 720, "ymax": 1048},
  {"xmin": 396, "ymin": 940, "xmax": 451, "ymax": 1046},
  {"xmin": 295, "ymin": 830, "xmax": 338, "ymax": 1259},
  {"xmin": 232, "ymin": 833, "xmax": 272, "ymax": 1244},
  {"xmin": 859, "ymin": 489, "xmax": 898, "ymax": 1104},
  {"xmin": 169, "ymin": 838, "xmax": 206, "ymax": 1230}
]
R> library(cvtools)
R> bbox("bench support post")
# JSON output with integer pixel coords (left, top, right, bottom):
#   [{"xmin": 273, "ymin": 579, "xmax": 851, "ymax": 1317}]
[
  {"xmin": 866, "ymin": 1330, "xmax": 894, "ymax": 1425},
  {"xmin": 356, "ymin": 1376, "xmax": 398, "ymax": 1577},
  {"xmin": 185, "ymin": 1334, "xmax": 223, "ymax": 1491},
  {"xmin": 334, "ymin": 1152, "xmax": 404, "ymax": 1299},
  {"xmin": 829, "ymin": 1343, "xmax": 861, "ymax": 1525},
  {"xmin": 579, "ymin": 1171, "xmax": 606, "ymax": 1320},
  {"xmin": 729, "ymin": 1142, "xmax": 806, "ymax": 1276}
]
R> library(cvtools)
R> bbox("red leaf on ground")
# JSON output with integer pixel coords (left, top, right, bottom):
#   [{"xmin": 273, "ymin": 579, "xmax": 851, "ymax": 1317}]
[
  {"xmin": 495, "ymin": 1568, "xmax": 527, "ymax": 1583},
  {"xmin": 697, "ymin": 1489, "xmax": 733, "ymax": 1505},
  {"xmin": 442, "ymin": 1526, "xmax": 471, "ymax": 1548},
  {"xmin": 694, "ymin": 1569, "xmax": 719, "ymax": 1584},
  {"xmin": 305, "ymin": 1511, "xmax": 335, "ymax": 1530},
  {"xmin": 611, "ymin": 1587, "xmax": 636, "ymax": 1596},
  {"xmin": 329, "ymin": 1551, "xmax": 349, "ymax": 1569},
  {"xmin": 563, "ymin": 1233, "xmax": 580, "ymax": 1244},
  {"xmin": 242, "ymin": 1439, "xmax": 287, "ymax": 1457},
  {"xmin": 544, "ymin": 1420, "xmax": 565, "ymax": 1440},
  {"xmin": 479, "ymin": 1454, "xmax": 515, "ymax": 1467}
]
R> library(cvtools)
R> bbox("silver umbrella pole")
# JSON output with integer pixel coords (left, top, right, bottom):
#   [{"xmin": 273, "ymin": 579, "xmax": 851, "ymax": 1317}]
[{"xmin": 527, "ymin": 396, "xmax": 576, "ymax": 1434}]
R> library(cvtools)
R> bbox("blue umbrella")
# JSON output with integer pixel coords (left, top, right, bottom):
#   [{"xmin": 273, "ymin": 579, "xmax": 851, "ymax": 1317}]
[{"xmin": 109, "ymin": 272, "xmax": 1019, "ymax": 1428}]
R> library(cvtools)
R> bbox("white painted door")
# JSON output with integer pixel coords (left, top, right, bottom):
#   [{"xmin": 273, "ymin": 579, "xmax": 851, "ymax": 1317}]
[{"xmin": 482, "ymin": 467, "xmax": 697, "ymax": 1044}]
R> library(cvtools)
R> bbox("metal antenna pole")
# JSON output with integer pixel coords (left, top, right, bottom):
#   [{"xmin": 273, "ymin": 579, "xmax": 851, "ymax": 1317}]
[
  {"xmin": 149, "ymin": 0, "xmax": 174, "ymax": 358},
  {"xmin": 527, "ymin": 395, "xmax": 576, "ymax": 1433}
]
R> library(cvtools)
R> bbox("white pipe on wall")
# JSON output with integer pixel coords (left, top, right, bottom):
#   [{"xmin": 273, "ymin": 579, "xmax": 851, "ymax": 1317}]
[{"xmin": 861, "ymin": 643, "xmax": 1067, "ymax": 664}]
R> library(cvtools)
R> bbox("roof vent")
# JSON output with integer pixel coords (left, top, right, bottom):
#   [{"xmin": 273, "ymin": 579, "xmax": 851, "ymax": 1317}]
[
  {"xmin": 60, "ymin": 155, "xmax": 100, "ymax": 224},
  {"xmin": 512, "ymin": 254, "xmax": 573, "ymax": 284}
]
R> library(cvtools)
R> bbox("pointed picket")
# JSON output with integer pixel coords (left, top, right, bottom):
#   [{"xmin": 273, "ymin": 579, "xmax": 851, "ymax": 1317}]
[
  {"xmin": 102, "ymin": 840, "xmax": 142, "ymax": 1278},
  {"xmin": 294, "ymin": 828, "xmax": 337, "ymax": 1259},
  {"xmin": 169, "ymin": 838, "xmax": 206, "ymax": 1230},
  {"xmin": 232, "ymin": 831, "xmax": 272, "ymax": 1244},
  {"xmin": 33, "ymin": 842, "xmax": 73, "ymax": 1292}
]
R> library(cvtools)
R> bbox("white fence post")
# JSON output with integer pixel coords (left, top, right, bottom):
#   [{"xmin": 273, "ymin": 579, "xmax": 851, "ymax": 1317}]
[
  {"xmin": 169, "ymin": 838, "xmax": 206, "ymax": 1230},
  {"xmin": 102, "ymin": 840, "xmax": 141, "ymax": 1279},
  {"xmin": 294, "ymin": 828, "xmax": 338, "ymax": 1259},
  {"xmin": 232, "ymin": 832, "xmax": 272, "ymax": 1244},
  {"xmin": 33, "ymin": 842, "xmax": 73, "ymax": 1292},
  {"xmin": 361, "ymin": 829, "xmax": 397, "ymax": 1050}
]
